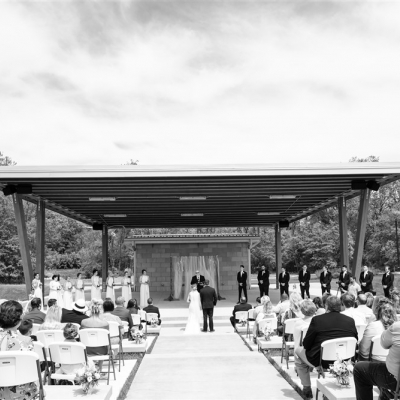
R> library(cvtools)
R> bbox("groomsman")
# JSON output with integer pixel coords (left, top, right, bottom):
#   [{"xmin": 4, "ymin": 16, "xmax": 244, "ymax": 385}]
[
  {"xmin": 257, "ymin": 265, "xmax": 270, "ymax": 297},
  {"xmin": 382, "ymin": 266, "xmax": 394, "ymax": 298},
  {"xmin": 338, "ymin": 265, "xmax": 351, "ymax": 293},
  {"xmin": 237, "ymin": 265, "xmax": 248, "ymax": 304},
  {"xmin": 359, "ymin": 265, "xmax": 374, "ymax": 293},
  {"xmin": 298, "ymin": 265, "xmax": 310, "ymax": 299},
  {"xmin": 320, "ymin": 265, "xmax": 332, "ymax": 295},
  {"xmin": 278, "ymin": 266, "xmax": 290, "ymax": 296}
]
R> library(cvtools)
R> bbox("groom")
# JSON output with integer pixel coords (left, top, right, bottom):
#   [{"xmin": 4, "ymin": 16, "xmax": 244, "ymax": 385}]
[{"xmin": 200, "ymin": 280, "xmax": 217, "ymax": 332}]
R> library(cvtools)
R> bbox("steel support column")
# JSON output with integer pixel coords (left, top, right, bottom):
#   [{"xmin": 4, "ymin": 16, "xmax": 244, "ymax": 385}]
[
  {"xmin": 338, "ymin": 197, "xmax": 349, "ymax": 268},
  {"xmin": 275, "ymin": 224, "xmax": 282, "ymax": 289},
  {"xmin": 351, "ymin": 189, "xmax": 371, "ymax": 278},
  {"xmin": 248, "ymin": 243, "xmax": 251, "ymax": 290},
  {"xmin": 102, "ymin": 225, "xmax": 108, "ymax": 295},
  {"xmin": 36, "ymin": 199, "xmax": 46, "ymax": 294},
  {"xmin": 12, "ymin": 194, "xmax": 33, "ymax": 298}
]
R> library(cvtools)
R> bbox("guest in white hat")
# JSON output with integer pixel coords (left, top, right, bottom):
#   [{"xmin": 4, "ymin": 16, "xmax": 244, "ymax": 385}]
[{"xmin": 61, "ymin": 298, "xmax": 90, "ymax": 325}]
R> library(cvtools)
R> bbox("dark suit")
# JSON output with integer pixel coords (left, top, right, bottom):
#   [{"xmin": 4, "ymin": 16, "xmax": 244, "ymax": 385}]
[
  {"xmin": 298, "ymin": 270, "xmax": 310, "ymax": 299},
  {"xmin": 359, "ymin": 271, "xmax": 374, "ymax": 293},
  {"xmin": 22, "ymin": 309, "xmax": 46, "ymax": 324},
  {"xmin": 190, "ymin": 274, "xmax": 205, "ymax": 292},
  {"xmin": 257, "ymin": 270, "xmax": 270, "ymax": 297},
  {"xmin": 200, "ymin": 285, "xmax": 217, "ymax": 331},
  {"xmin": 279, "ymin": 272, "xmax": 290, "ymax": 296},
  {"xmin": 230, "ymin": 303, "xmax": 252, "ymax": 327},
  {"xmin": 237, "ymin": 270, "xmax": 248, "ymax": 302},
  {"xmin": 143, "ymin": 305, "xmax": 161, "ymax": 325},
  {"xmin": 338, "ymin": 271, "xmax": 351, "ymax": 292},
  {"xmin": 303, "ymin": 312, "xmax": 358, "ymax": 367},
  {"xmin": 111, "ymin": 306, "xmax": 134, "ymax": 329},
  {"xmin": 320, "ymin": 270, "xmax": 332, "ymax": 295},
  {"xmin": 382, "ymin": 272, "xmax": 394, "ymax": 298},
  {"xmin": 61, "ymin": 309, "xmax": 89, "ymax": 326}
]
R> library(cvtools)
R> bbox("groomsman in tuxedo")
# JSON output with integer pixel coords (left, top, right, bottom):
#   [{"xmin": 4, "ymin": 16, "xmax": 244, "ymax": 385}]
[
  {"xmin": 359, "ymin": 265, "xmax": 374, "ymax": 293},
  {"xmin": 237, "ymin": 265, "xmax": 248, "ymax": 304},
  {"xmin": 382, "ymin": 266, "xmax": 394, "ymax": 298},
  {"xmin": 298, "ymin": 265, "xmax": 310, "ymax": 299},
  {"xmin": 190, "ymin": 270, "xmax": 205, "ymax": 292},
  {"xmin": 319, "ymin": 265, "xmax": 332, "ymax": 295},
  {"xmin": 257, "ymin": 265, "xmax": 270, "ymax": 297},
  {"xmin": 338, "ymin": 265, "xmax": 351, "ymax": 293},
  {"xmin": 278, "ymin": 266, "xmax": 290, "ymax": 296}
]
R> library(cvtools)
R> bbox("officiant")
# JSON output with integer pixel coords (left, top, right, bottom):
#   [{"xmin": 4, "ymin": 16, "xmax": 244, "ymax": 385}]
[{"xmin": 191, "ymin": 270, "xmax": 205, "ymax": 292}]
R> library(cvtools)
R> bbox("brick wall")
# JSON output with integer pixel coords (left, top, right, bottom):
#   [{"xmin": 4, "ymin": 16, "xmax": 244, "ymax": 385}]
[{"xmin": 134, "ymin": 242, "xmax": 249, "ymax": 292}]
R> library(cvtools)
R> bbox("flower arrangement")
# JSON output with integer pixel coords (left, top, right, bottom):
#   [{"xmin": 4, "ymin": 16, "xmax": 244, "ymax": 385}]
[
  {"xmin": 263, "ymin": 323, "xmax": 276, "ymax": 341},
  {"xmin": 133, "ymin": 330, "xmax": 145, "ymax": 344},
  {"xmin": 328, "ymin": 357, "xmax": 353, "ymax": 386},
  {"xmin": 238, "ymin": 317, "xmax": 247, "ymax": 327},
  {"xmin": 150, "ymin": 317, "xmax": 158, "ymax": 327},
  {"xmin": 75, "ymin": 364, "xmax": 101, "ymax": 394}
]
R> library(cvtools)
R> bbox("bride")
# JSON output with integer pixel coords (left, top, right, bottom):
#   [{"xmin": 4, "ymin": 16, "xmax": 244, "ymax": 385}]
[{"xmin": 184, "ymin": 284, "xmax": 202, "ymax": 334}]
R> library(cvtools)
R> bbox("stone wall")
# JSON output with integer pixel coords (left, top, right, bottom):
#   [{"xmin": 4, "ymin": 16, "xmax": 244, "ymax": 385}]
[{"xmin": 134, "ymin": 242, "xmax": 249, "ymax": 292}]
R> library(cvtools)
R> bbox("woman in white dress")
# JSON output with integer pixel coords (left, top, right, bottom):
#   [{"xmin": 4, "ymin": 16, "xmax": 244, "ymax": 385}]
[
  {"xmin": 91, "ymin": 269, "xmax": 102, "ymax": 300},
  {"xmin": 63, "ymin": 276, "xmax": 73, "ymax": 309},
  {"xmin": 122, "ymin": 271, "xmax": 132, "ymax": 304},
  {"xmin": 48, "ymin": 274, "xmax": 59, "ymax": 302},
  {"xmin": 32, "ymin": 272, "xmax": 43, "ymax": 303},
  {"xmin": 75, "ymin": 272, "xmax": 85, "ymax": 302},
  {"xmin": 184, "ymin": 284, "xmax": 202, "ymax": 334},
  {"xmin": 139, "ymin": 269, "xmax": 150, "ymax": 309},
  {"xmin": 56, "ymin": 275, "xmax": 64, "ymax": 308},
  {"xmin": 106, "ymin": 272, "xmax": 115, "ymax": 303}
]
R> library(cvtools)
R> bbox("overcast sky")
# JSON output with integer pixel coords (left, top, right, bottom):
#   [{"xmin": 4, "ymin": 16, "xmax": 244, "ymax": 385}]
[{"xmin": 1, "ymin": 1, "xmax": 399, "ymax": 166}]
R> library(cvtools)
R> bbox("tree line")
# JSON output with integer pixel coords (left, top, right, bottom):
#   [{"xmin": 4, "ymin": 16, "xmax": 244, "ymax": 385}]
[{"xmin": 0, "ymin": 152, "xmax": 399, "ymax": 284}]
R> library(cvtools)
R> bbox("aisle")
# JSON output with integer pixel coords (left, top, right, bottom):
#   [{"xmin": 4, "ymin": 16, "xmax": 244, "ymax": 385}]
[{"xmin": 126, "ymin": 332, "xmax": 302, "ymax": 400}]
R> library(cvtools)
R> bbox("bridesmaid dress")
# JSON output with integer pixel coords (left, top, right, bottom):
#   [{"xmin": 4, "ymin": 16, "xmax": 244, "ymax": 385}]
[
  {"xmin": 75, "ymin": 278, "xmax": 85, "ymax": 301},
  {"xmin": 91, "ymin": 276, "xmax": 102, "ymax": 300},
  {"xmin": 63, "ymin": 282, "xmax": 73, "ymax": 309},
  {"xmin": 56, "ymin": 282, "xmax": 64, "ymax": 308},
  {"xmin": 121, "ymin": 277, "xmax": 131, "ymax": 304},
  {"xmin": 139, "ymin": 275, "xmax": 150, "ymax": 309},
  {"xmin": 48, "ymin": 280, "xmax": 58, "ymax": 301},
  {"xmin": 32, "ymin": 278, "xmax": 43, "ymax": 303},
  {"xmin": 106, "ymin": 277, "xmax": 115, "ymax": 303}
]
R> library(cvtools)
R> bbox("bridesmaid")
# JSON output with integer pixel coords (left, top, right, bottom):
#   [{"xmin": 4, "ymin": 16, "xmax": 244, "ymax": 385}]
[
  {"xmin": 121, "ymin": 271, "xmax": 132, "ymax": 304},
  {"xmin": 75, "ymin": 272, "xmax": 85, "ymax": 302},
  {"xmin": 106, "ymin": 271, "xmax": 115, "ymax": 303},
  {"xmin": 91, "ymin": 269, "xmax": 102, "ymax": 300},
  {"xmin": 56, "ymin": 275, "xmax": 64, "ymax": 308},
  {"xmin": 139, "ymin": 269, "xmax": 150, "ymax": 309},
  {"xmin": 32, "ymin": 272, "xmax": 43, "ymax": 303},
  {"xmin": 63, "ymin": 276, "xmax": 73, "ymax": 309},
  {"xmin": 48, "ymin": 275, "xmax": 59, "ymax": 302}
]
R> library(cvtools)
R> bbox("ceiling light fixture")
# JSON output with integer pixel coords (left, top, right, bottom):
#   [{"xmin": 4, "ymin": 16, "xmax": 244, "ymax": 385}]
[
  {"xmin": 269, "ymin": 195, "xmax": 297, "ymax": 199},
  {"xmin": 257, "ymin": 212, "xmax": 281, "ymax": 215},
  {"xmin": 179, "ymin": 196, "xmax": 207, "ymax": 200},
  {"xmin": 89, "ymin": 197, "xmax": 116, "ymax": 201},
  {"xmin": 104, "ymin": 214, "xmax": 127, "ymax": 218},
  {"xmin": 181, "ymin": 213, "xmax": 204, "ymax": 217}
]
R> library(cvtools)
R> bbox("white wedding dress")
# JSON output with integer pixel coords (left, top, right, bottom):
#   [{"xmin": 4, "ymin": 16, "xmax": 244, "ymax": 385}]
[{"xmin": 184, "ymin": 290, "xmax": 202, "ymax": 334}]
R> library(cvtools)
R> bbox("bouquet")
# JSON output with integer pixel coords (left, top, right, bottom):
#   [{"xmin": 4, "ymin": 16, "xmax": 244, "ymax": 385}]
[
  {"xmin": 238, "ymin": 317, "xmax": 247, "ymax": 327},
  {"xmin": 263, "ymin": 323, "xmax": 276, "ymax": 341},
  {"xmin": 75, "ymin": 364, "xmax": 101, "ymax": 394},
  {"xmin": 329, "ymin": 357, "xmax": 353, "ymax": 386},
  {"xmin": 150, "ymin": 317, "xmax": 158, "ymax": 328}
]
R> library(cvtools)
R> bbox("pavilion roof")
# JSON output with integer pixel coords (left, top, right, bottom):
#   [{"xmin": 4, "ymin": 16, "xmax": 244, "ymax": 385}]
[{"xmin": 0, "ymin": 163, "xmax": 399, "ymax": 228}]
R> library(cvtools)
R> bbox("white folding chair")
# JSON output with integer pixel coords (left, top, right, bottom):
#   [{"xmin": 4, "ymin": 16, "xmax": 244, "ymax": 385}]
[
  {"xmin": 108, "ymin": 321, "xmax": 125, "ymax": 372},
  {"xmin": 79, "ymin": 328, "xmax": 116, "ymax": 384},
  {"xmin": 31, "ymin": 323, "xmax": 41, "ymax": 335},
  {"xmin": 0, "ymin": 351, "xmax": 44, "ymax": 400},
  {"xmin": 131, "ymin": 314, "xmax": 141, "ymax": 326},
  {"xmin": 36, "ymin": 330, "xmax": 64, "ymax": 355},
  {"xmin": 356, "ymin": 323, "xmax": 367, "ymax": 343},
  {"xmin": 281, "ymin": 318, "xmax": 300, "ymax": 369},
  {"xmin": 121, "ymin": 320, "xmax": 129, "ymax": 333},
  {"xmin": 138, "ymin": 310, "xmax": 147, "ymax": 322},
  {"xmin": 299, "ymin": 325, "xmax": 309, "ymax": 347},
  {"xmin": 48, "ymin": 342, "xmax": 87, "ymax": 385},
  {"xmin": 246, "ymin": 309, "xmax": 255, "ymax": 338},
  {"xmin": 369, "ymin": 334, "xmax": 389, "ymax": 361},
  {"xmin": 33, "ymin": 341, "xmax": 50, "ymax": 385},
  {"xmin": 146, "ymin": 312, "xmax": 161, "ymax": 334},
  {"xmin": 316, "ymin": 337, "xmax": 357, "ymax": 400},
  {"xmin": 234, "ymin": 311, "xmax": 248, "ymax": 333}
]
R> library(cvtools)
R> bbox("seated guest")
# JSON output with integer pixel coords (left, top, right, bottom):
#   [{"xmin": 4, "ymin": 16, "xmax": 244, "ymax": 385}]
[
  {"xmin": 100, "ymin": 299, "xmax": 124, "ymax": 343},
  {"xmin": 295, "ymin": 296, "xmax": 358, "ymax": 399},
  {"xmin": 312, "ymin": 297, "xmax": 325, "ymax": 316},
  {"xmin": 230, "ymin": 296, "xmax": 252, "ymax": 327},
  {"xmin": 278, "ymin": 292, "xmax": 303, "ymax": 336},
  {"xmin": 354, "ymin": 319, "xmax": 400, "ymax": 399},
  {"xmin": 294, "ymin": 300, "xmax": 317, "ymax": 352},
  {"xmin": 358, "ymin": 302, "xmax": 397, "ymax": 362},
  {"xmin": 17, "ymin": 319, "xmax": 35, "ymax": 345},
  {"xmin": 341, "ymin": 293, "xmax": 366, "ymax": 325},
  {"xmin": 127, "ymin": 299, "xmax": 140, "ymax": 314},
  {"xmin": 272, "ymin": 293, "xmax": 290, "ymax": 321},
  {"xmin": 112, "ymin": 296, "xmax": 134, "ymax": 329},
  {"xmin": 61, "ymin": 299, "xmax": 90, "ymax": 325},
  {"xmin": 22, "ymin": 297, "xmax": 46, "ymax": 324},
  {"xmin": 390, "ymin": 288, "xmax": 400, "ymax": 313},
  {"xmin": 0, "ymin": 301, "xmax": 38, "ymax": 399},
  {"xmin": 253, "ymin": 295, "xmax": 275, "ymax": 341},
  {"xmin": 347, "ymin": 276, "xmax": 361, "ymax": 297},
  {"xmin": 321, "ymin": 292, "xmax": 331, "ymax": 308},
  {"xmin": 143, "ymin": 298, "xmax": 162, "ymax": 325},
  {"xmin": 355, "ymin": 294, "xmax": 374, "ymax": 321},
  {"xmin": 47, "ymin": 298, "xmax": 57, "ymax": 308},
  {"xmin": 39, "ymin": 304, "xmax": 63, "ymax": 331},
  {"xmin": 252, "ymin": 297, "xmax": 263, "ymax": 320},
  {"xmin": 365, "ymin": 292, "xmax": 374, "ymax": 308}
]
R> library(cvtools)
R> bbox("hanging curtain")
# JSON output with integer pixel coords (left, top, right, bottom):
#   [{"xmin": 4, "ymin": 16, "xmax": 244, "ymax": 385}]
[{"xmin": 172, "ymin": 256, "xmax": 184, "ymax": 300}]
